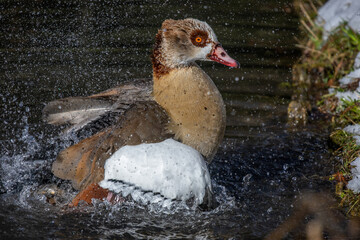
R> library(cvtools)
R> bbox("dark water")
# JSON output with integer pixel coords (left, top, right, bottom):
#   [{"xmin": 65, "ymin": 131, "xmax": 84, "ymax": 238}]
[{"xmin": 0, "ymin": 0, "xmax": 333, "ymax": 239}]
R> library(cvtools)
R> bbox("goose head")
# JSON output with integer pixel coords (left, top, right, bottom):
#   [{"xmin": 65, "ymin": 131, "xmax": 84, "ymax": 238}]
[{"xmin": 151, "ymin": 18, "xmax": 239, "ymax": 78}]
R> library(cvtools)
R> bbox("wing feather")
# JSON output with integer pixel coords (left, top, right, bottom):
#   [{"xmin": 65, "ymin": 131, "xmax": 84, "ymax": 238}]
[{"xmin": 42, "ymin": 78, "xmax": 153, "ymax": 133}]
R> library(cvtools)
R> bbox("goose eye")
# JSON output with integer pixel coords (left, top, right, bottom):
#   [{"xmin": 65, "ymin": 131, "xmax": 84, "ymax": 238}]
[{"xmin": 190, "ymin": 29, "xmax": 208, "ymax": 48}]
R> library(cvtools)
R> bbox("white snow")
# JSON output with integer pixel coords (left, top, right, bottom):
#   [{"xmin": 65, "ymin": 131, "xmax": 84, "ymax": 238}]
[
  {"xmin": 344, "ymin": 124, "xmax": 360, "ymax": 135},
  {"xmin": 339, "ymin": 69, "xmax": 360, "ymax": 86},
  {"xmin": 344, "ymin": 125, "xmax": 360, "ymax": 145},
  {"xmin": 353, "ymin": 136, "xmax": 360, "ymax": 146},
  {"xmin": 354, "ymin": 53, "xmax": 360, "ymax": 69},
  {"xmin": 348, "ymin": 69, "xmax": 360, "ymax": 78},
  {"xmin": 348, "ymin": 12, "xmax": 360, "ymax": 34},
  {"xmin": 335, "ymin": 88, "xmax": 360, "ymax": 102},
  {"xmin": 340, "ymin": 75, "xmax": 360, "ymax": 192},
  {"xmin": 316, "ymin": 0, "xmax": 360, "ymax": 41},
  {"xmin": 335, "ymin": 68, "xmax": 360, "ymax": 102},
  {"xmin": 343, "ymin": 127, "xmax": 360, "ymax": 191},
  {"xmin": 339, "ymin": 76, "xmax": 353, "ymax": 86},
  {"xmin": 99, "ymin": 139, "xmax": 212, "ymax": 205},
  {"xmin": 347, "ymin": 157, "xmax": 360, "ymax": 193}
]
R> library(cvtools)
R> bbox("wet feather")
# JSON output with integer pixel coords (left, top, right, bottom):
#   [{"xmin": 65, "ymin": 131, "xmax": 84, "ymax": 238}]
[{"xmin": 42, "ymin": 78, "xmax": 154, "ymax": 133}]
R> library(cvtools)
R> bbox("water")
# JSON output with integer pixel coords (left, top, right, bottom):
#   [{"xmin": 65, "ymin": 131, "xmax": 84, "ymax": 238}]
[{"xmin": 0, "ymin": 0, "xmax": 333, "ymax": 239}]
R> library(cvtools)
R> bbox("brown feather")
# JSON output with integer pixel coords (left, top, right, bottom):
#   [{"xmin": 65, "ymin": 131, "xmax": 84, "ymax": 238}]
[
  {"xmin": 42, "ymin": 79, "xmax": 153, "ymax": 133},
  {"xmin": 52, "ymin": 102, "xmax": 172, "ymax": 191},
  {"xmin": 151, "ymin": 30, "xmax": 171, "ymax": 79},
  {"xmin": 71, "ymin": 183, "xmax": 109, "ymax": 206},
  {"xmin": 153, "ymin": 64, "xmax": 226, "ymax": 161}
]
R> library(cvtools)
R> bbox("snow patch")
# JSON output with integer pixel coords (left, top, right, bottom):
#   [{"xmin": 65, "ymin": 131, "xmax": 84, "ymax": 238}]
[
  {"xmin": 354, "ymin": 53, "xmax": 360, "ymax": 69},
  {"xmin": 343, "ymin": 129, "xmax": 360, "ymax": 192},
  {"xmin": 335, "ymin": 89, "xmax": 360, "ymax": 102},
  {"xmin": 348, "ymin": 157, "xmax": 360, "ymax": 193},
  {"xmin": 354, "ymin": 136, "xmax": 360, "ymax": 146},
  {"xmin": 316, "ymin": 0, "xmax": 360, "ymax": 41},
  {"xmin": 335, "ymin": 69, "xmax": 360, "ymax": 101},
  {"xmin": 344, "ymin": 124, "xmax": 360, "ymax": 135},
  {"xmin": 348, "ymin": 69, "xmax": 360, "ymax": 78},
  {"xmin": 344, "ymin": 125, "xmax": 360, "ymax": 145},
  {"xmin": 339, "ymin": 76, "xmax": 354, "ymax": 86},
  {"xmin": 339, "ymin": 69, "xmax": 360, "ymax": 86}
]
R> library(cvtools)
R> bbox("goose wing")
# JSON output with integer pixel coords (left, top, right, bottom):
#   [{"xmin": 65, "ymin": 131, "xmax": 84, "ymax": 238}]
[{"xmin": 42, "ymin": 78, "xmax": 153, "ymax": 133}]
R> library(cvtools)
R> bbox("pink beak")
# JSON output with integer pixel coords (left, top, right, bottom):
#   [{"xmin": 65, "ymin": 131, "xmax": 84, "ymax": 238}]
[{"xmin": 208, "ymin": 43, "xmax": 240, "ymax": 68}]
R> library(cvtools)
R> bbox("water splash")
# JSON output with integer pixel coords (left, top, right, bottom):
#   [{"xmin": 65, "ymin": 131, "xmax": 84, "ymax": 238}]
[
  {"xmin": 92, "ymin": 180, "xmax": 236, "ymax": 216},
  {"xmin": 0, "ymin": 115, "xmax": 82, "ymax": 196},
  {"xmin": 0, "ymin": 116, "xmax": 47, "ymax": 193}
]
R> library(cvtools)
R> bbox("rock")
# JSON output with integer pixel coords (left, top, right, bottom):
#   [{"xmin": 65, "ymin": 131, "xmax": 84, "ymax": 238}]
[{"xmin": 287, "ymin": 100, "xmax": 309, "ymax": 126}]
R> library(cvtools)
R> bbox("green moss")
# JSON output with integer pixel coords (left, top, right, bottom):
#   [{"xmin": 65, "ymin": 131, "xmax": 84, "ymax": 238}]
[
  {"xmin": 330, "ymin": 129, "xmax": 351, "ymax": 146},
  {"xmin": 337, "ymin": 100, "xmax": 360, "ymax": 126},
  {"xmin": 341, "ymin": 190, "xmax": 360, "ymax": 216},
  {"xmin": 329, "ymin": 129, "xmax": 360, "ymax": 216}
]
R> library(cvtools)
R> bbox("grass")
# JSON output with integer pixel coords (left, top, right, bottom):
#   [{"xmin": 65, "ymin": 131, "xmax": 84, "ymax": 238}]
[
  {"xmin": 330, "ymin": 129, "xmax": 360, "ymax": 215},
  {"xmin": 296, "ymin": 24, "xmax": 359, "ymax": 89},
  {"xmin": 292, "ymin": 0, "xmax": 360, "ymax": 216}
]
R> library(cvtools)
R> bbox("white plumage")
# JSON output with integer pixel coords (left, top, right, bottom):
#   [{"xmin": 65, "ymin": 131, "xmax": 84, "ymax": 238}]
[{"xmin": 99, "ymin": 139, "xmax": 212, "ymax": 205}]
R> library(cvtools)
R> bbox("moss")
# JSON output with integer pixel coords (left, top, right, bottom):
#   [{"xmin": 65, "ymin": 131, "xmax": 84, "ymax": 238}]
[
  {"xmin": 340, "ymin": 191, "xmax": 360, "ymax": 216},
  {"xmin": 330, "ymin": 129, "xmax": 351, "ymax": 146},
  {"xmin": 337, "ymin": 100, "xmax": 360, "ymax": 126},
  {"xmin": 328, "ymin": 129, "xmax": 360, "ymax": 216}
]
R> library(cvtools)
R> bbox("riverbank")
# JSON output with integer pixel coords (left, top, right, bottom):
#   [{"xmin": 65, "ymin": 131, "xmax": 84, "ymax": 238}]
[{"xmin": 292, "ymin": 0, "xmax": 360, "ymax": 216}]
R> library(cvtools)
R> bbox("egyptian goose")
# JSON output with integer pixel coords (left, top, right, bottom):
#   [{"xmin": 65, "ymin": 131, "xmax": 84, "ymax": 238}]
[{"xmin": 43, "ymin": 18, "xmax": 239, "ymax": 208}]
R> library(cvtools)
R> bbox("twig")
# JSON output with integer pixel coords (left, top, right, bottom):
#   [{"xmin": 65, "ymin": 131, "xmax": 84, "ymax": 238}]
[
  {"xmin": 348, "ymin": 198, "xmax": 360, "ymax": 215},
  {"xmin": 296, "ymin": 44, "xmax": 325, "ymax": 56},
  {"xmin": 299, "ymin": 2, "xmax": 315, "ymax": 27},
  {"xmin": 300, "ymin": 19, "xmax": 319, "ymax": 41},
  {"xmin": 309, "ymin": 1, "xmax": 318, "ymax": 14}
]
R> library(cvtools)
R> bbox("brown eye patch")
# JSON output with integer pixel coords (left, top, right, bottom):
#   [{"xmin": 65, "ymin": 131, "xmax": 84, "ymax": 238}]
[{"xmin": 190, "ymin": 29, "xmax": 209, "ymax": 48}]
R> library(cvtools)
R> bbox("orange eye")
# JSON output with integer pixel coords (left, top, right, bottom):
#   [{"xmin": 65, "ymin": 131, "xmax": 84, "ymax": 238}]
[{"xmin": 195, "ymin": 37, "xmax": 202, "ymax": 43}]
